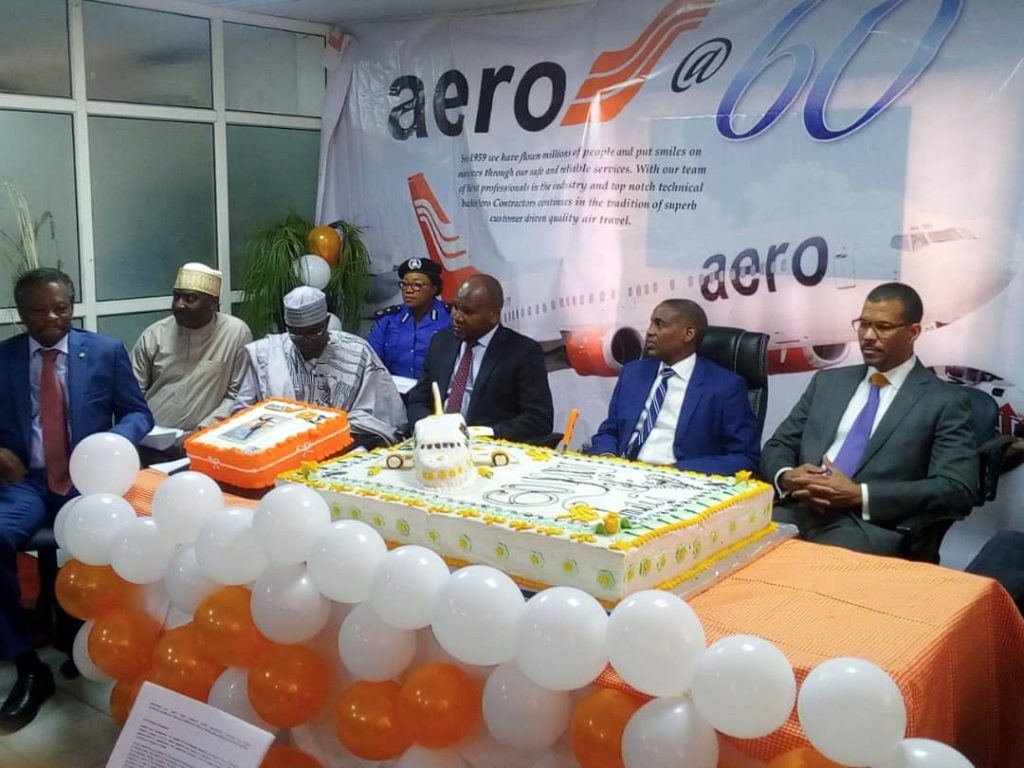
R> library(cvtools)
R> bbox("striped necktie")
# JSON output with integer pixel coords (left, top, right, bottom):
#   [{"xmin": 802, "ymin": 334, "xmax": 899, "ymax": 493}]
[{"xmin": 627, "ymin": 366, "xmax": 676, "ymax": 459}]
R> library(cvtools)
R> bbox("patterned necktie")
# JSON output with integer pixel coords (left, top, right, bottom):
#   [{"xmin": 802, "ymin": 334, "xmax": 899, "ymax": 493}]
[
  {"xmin": 445, "ymin": 342, "xmax": 476, "ymax": 414},
  {"xmin": 832, "ymin": 372, "xmax": 890, "ymax": 477},
  {"xmin": 40, "ymin": 348, "xmax": 72, "ymax": 495},
  {"xmin": 627, "ymin": 367, "xmax": 676, "ymax": 459}
]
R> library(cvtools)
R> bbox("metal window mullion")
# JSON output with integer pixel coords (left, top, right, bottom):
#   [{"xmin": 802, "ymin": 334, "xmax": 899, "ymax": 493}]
[
  {"xmin": 212, "ymin": 17, "xmax": 232, "ymax": 309},
  {"xmin": 85, "ymin": 101, "xmax": 217, "ymax": 124},
  {"xmin": 224, "ymin": 111, "xmax": 321, "ymax": 130},
  {"xmin": 0, "ymin": 93, "xmax": 75, "ymax": 114},
  {"xmin": 68, "ymin": 0, "xmax": 97, "ymax": 331}
]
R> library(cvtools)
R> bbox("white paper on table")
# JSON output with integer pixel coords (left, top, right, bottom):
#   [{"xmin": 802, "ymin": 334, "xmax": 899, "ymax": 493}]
[
  {"xmin": 107, "ymin": 682, "xmax": 274, "ymax": 768},
  {"xmin": 391, "ymin": 375, "xmax": 418, "ymax": 394},
  {"xmin": 149, "ymin": 457, "xmax": 191, "ymax": 475},
  {"xmin": 141, "ymin": 426, "xmax": 185, "ymax": 451}
]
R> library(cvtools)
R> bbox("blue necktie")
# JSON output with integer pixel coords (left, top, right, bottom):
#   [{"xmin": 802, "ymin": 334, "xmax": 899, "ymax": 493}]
[
  {"xmin": 627, "ymin": 367, "xmax": 676, "ymax": 459},
  {"xmin": 832, "ymin": 373, "xmax": 889, "ymax": 477}
]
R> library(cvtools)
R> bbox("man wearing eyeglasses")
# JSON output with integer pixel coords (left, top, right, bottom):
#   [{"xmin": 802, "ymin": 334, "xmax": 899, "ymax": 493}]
[
  {"xmin": 368, "ymin": 258, "xmax": 451, "ymax": 380},
  {"xmin": 761, "ymin": 282, "xmax": 977, "ymax": 555},
  {"xmin": 234, "ymin": 286, "xmax": 405, "ymax": 447}
]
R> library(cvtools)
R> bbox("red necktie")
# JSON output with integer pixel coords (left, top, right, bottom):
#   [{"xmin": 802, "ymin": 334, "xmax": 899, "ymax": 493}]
[
  {"xmin": 445, "ymin": 343, "xmax": 476, "ymax": 414},
  {"xmin": 40, "ymin": 349, "xmax": 72, "ymax": 495}
]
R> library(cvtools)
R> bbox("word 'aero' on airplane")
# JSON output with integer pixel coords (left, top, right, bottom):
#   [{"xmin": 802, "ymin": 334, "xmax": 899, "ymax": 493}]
[{"xmin": 407, "ymin": 173, "xmax": 1011, "ymax": 377}]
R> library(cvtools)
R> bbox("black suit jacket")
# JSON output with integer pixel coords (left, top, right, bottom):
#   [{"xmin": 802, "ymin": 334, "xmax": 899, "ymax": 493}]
[{"xmin": 406, "ymin": 326, "xmax": 554, "ymax": 442}]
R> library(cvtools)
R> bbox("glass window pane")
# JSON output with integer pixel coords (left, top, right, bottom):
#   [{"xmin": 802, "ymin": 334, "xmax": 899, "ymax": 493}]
[
  {"xmin": 98, "ymin": 310, "xmax": 167, "ymax": 349},
  {"xmin": 83, "ymin": 1, "xmax": 212, "ymax": 108},
  {"xmin": 0, "ymin": 0, "xmax": 71, "ymax": 97},
  {"xmin": 227, "ymin": 125, "xmax": 319, "ymax": 290},
  {"xmin": 0, "ymin": 110, "xmax": 80, "ymax": 309},
  {"xmin": 224, "ymin": 23, "xmax": 323, "ymax": 116},
  {"xmin": 90, "ymin": 117, "xmax": 216, "ymax": 301}
]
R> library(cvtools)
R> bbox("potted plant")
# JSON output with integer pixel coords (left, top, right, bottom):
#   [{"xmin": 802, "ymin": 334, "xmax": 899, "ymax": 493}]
[{"xmin": 238, "ymin": 212, "xmax": 369, "ymax": 338}]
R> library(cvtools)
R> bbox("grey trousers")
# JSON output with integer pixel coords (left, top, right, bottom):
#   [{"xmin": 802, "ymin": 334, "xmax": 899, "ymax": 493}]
[{"xmin": 773, "ymin": 503, "xmax": 904, "ymax": 556}]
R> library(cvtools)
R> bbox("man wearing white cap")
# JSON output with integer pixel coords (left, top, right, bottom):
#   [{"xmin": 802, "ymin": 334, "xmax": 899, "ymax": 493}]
[
  {"xmin": 131, "ymin": 263, "xmax": 252, "ymax": 452},
  {"xmin": 235, "ymin": 286, "xmax": 405, "ymax": 446}
]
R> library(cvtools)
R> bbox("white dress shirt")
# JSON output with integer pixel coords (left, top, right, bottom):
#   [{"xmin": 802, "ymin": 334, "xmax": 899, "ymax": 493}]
[
  {"xmin": 446, "ymin": 324, "xmax": 499, "ymax": 416},
  {"xmin": 635, "ymin": 354, "xmax": 697, "ymax": 466},
  {"xmin": 28, "ymin": 334, "xmax": 71, "ymax": 470}
]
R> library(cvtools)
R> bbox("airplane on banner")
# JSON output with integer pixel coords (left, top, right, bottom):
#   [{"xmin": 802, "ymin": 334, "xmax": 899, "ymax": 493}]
[{"xmin": 407, "ymin": 172, "xmax": 1015, "ymax": 381}]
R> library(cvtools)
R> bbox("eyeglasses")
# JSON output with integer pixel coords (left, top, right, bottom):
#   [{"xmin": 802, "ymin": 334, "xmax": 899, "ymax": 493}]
[
  {"xmin": 852, "ymin": 319, "xmax": 908, "ymax": 336},
  {"xmin": 288, "ymin": 323, "xmax": 328, "ymax": 341},
  {"xmin": 400, "ymin": 280, "xmax": 430, "ymax": 292}
]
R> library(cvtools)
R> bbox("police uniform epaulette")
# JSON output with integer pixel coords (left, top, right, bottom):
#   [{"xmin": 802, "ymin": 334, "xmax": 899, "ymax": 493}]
[{"xmin": 373, "ymin": 305, "xmax": 403, "ymax": 319}]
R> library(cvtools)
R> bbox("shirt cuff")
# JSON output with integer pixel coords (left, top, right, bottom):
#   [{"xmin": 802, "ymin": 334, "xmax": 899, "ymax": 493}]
[
  {"xmin": 773, "ymin": 467, "xmax": 792, "ymax": 498},
  {"xmin": 860, "ymin": 484, "xmax": 870, "ymax": 520}
]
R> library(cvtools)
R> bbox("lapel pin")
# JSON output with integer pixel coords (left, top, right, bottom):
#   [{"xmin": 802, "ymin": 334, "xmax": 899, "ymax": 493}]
[{"xmin": 78, "ymin": 352, "xmax": 86, "ymax": 359}]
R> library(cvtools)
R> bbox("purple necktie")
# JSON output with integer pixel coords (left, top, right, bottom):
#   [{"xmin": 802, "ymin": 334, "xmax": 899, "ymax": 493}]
[{"xmin": 832, "ymin": 373, "xmax": 889, "ymax": 477}]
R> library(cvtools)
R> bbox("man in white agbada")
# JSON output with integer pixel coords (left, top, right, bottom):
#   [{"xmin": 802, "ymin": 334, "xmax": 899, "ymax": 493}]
[
  {"xmin": 235, "ymin": 286, "xmax": 405, "ymax": 446},
  {"xmin": 132, "ymin": 263, "xmax": 252, "ymax": 455}
]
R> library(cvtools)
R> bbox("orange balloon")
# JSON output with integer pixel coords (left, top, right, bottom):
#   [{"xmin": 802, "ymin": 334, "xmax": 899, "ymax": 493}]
[
  {"xmin": 88, "ymin": 609, "xmax": 161, "ymax": 681},
  {"xmin": 308, "ymin": 226, "xmax": 342, "ymax": 267},
  {"xmin": 194, "ymin": 586, "xmax": 271, "ymax": 667},
  {"xmin": 335, "ymin": 680, "xmax": 412, "ymax": 761},
  {"xmin": 398, "ymin": 663, "xmax": 481, "ymax": 749},
  {"xmin": 110, "ymin": 674, "xmax": 147, "ymax": 725},
  {"xmin": 56, "ymin": 559, "xmax": 139, "ymax": 620},
  {"xmin": 149, "ymin": 623, "xmax": 226, "ymax": 701},
  {"xmin": 767, "ymin": 747, "xmax": 845, "ymax": 768},
  {"xmin": 569, "ymin": 688, "xmax": 645, "ymax": 768},
  {"xmin": 260, "ymin": 745, "xmax": 323, "ymax": 768},
  {"xmin": 248, "ymin": 644, "xmax": 330, "ymax": 728}
]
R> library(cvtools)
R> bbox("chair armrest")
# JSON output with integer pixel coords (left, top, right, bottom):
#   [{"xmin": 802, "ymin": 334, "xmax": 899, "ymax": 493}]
[{"xmin": 979, "ymin": 435, "xmax": 1018, "ymax": 502}]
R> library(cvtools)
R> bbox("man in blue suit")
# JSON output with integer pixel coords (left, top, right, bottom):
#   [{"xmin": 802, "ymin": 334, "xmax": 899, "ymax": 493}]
[
  {"xmin": 588, "ymin": 299, "xmax": 759, "ymax": 475},
  {"xmin": 0, "ymin": 268, "xmax": 153, "ymax": 733}
]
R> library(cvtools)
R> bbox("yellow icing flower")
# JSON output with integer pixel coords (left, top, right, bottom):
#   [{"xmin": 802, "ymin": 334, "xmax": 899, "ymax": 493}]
[
  {"xmin": 693, "ymin": 540, "xmax": 703, "ymax": 556},
  {"xmin": 367, "ymin": 466, "xmax": 382, "ymax": 476},
  {"xmin": 428, "ymin": 529, "xmax": 440, "ymax": 544},
  {"xmin": 656, "ymin": 553, "xmax": 668, "ymax": 572},
  {"xmin": 626, "ymin": 565, "xmax": 636, "ymax": 582},
  {"xmin": 457, "ymin": 534, "xmax": 472, "ymax": 551},
  {"xmin": 477, "ymin": 467, "xmax": 494, "ymax": 478},
  {"xmin": 371, "ymin": 515, "xmax": 384, "ymax": 528},
  {"xmin": 349, "ymin": 507, "xmax": 362, "ymax": 520},
  {"xmin": 675, "ymin": 544, "xmax": 688, "ymax": 563},
  {"xmin": 729, "ymin": 520, "xmax": 737, "ymax": 533},
  {"xmin": 711, "ymin": 530, "xmax": 719, "ymax": 544},
  {"xmin": 529, "ymin": 551, "xmax": 544, "ymax": 568},
  {"xmin": 396, "ymin": 519, "xmax": 410, "ymax": 537},
  {"xmin": 558, "ymin": 504, "xmax": 600, "ymax": 523},
  {"xmin": 562, "ymin": 559, "xmax": 577, "ymax": 574},
  {"xmin": 602, "ymin": 512, "xmax": 621, "ymax": 535},
  {"xmin": 494, "ymin": 543, "xmax": 510, "ymax": 560},
  {"xmin": 734, "ymin": 470, "xmax": 752, "ymax": 482},
  {"xmin": 597, "ymin": 570, "xmax": 616, "ymax": 590},
  {"xmin": 329, "ymin": 503, "xmax": 342, "ymax": 520},
  {"xmin": 639, "ymin": 558, "xmax": 651, "ymax": 576}
]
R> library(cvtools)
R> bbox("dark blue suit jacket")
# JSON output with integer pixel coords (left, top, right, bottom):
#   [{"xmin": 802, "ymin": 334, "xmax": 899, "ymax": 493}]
[
  {"xmin": 0, "ymin": 328, "xmax": 153, "ymax": 469},
  {"xmin": 589, "ymin": 355, "xmax": 760, "ymax": 475}
]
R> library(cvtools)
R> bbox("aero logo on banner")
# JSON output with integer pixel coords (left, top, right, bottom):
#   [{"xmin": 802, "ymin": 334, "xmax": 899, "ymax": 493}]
[{"xmin": 562, "ymin": 0, "xmax": 715, "ymax": 126}]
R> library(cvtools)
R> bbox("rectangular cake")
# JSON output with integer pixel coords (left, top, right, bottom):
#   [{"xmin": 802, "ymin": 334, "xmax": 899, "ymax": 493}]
[
  {"xmin": 281, "ymin": 439, "xmax": 774, "ymax": 603},
  {"xmin": 186, "ymin": 398, "xmax": 352, "ymax": 489}
]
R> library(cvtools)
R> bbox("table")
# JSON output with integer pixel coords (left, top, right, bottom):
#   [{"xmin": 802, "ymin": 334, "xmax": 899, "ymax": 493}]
[{"xmin": 127, "ymin": 471, "xmax": 1024, "ymax": 767}]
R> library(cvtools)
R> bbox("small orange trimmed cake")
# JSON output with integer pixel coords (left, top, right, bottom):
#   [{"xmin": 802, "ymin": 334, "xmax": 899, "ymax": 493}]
[
  {"xmin": 281, "ymin": 438, "xmax": 774, "ymax": 603},
  {"xmin": 185, "ymin": 398, "xmax": 352, "ymax": 489}
]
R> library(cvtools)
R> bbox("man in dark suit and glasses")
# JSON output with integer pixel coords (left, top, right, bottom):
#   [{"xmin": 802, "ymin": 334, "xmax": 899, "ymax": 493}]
[
  {"xmin": 406, "ymin": 274, "xmax": 553, "ymax": 442},
  {"xmin": 761, "ymin": 282, "xmax": 977, "ymax": 555}
]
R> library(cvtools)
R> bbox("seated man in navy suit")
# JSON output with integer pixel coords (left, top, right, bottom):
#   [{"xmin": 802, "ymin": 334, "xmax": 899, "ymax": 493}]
[
  {"xmin": 0, "ymin": 268, "xmax": 153, "ymax": 733},
  {"xmin": 588, "ymin": 299, "xmax": 759, "ymax": 475}
]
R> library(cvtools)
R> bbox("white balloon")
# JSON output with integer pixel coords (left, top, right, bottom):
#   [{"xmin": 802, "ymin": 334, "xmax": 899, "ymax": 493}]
[
  {"xmin": 254, "ymin": 484, "xmax": 331, "ymax": 565},
  {"xmin": 163, "ymin": 606, "xmax": 194, "ymax": 630},
  {"xmin": 798, "ymin": 657, "xmax": 907, "ymax": 766},
  {"xmin": 413, "ymin": 628, "xmax": 494, "ymax": 683},
  {"xmin": 622, "ymin": 696, "xmax": 718, "ymax": 768},
  {"xmin": 53, "ymin": 496, "xmax": 80, "ymax": 551},
  {"xmin": 482, "ymin": 662, "xmax": 571, "ymax": 751},
  {"xmin": 69, "ymin": 432, "xmax": 139, "ymax": 496},
  {"xmin": 164, "ymin": 546, "xmax": 218, "ymax": 614},
  {"xmin": 110, "ymin": 517, "xmax": 177, "ymax": 584},
  {"xmin": 457, "ymin": 728, "xmax": 543, "ymax": 768},
  {"xmin": 606, "ymin": 590, "xmax": 705, "ymax": 697},
  {"xmin": 692, "ymin": 634, "xmax": 796, "ymax": 739},
  {"xmin": 875, "ymin": 738, "xmax": 974, "ymax": 768},
  {"xmin": 151, "ymin": 471, "xmax": 224, "ymax": 545},
  {"xmin": 63, "ymin": 493, "xmax": 136, "ymax": 565},
  {"xmin": 514, "ymin": 587, "xmax": 608, "ymax": 691},
  {"xmin": 72, "ymin": 621, "xmax": 111, "ymax": 683},
  {"xmin": 432, "ymin": 566, "xmax": 525, "ymax": 666},
  {"xmin": 194, "ymin": 506, "xmax": 268, "ymax": 585},
  {"xmin": 250, "ymin": 563, "xmax": 330, "ymax": 643},
  {"xmin": 308, "ymin": 519, "xmax": 388, "ymax": 603},
  {"xmin": 370, "ymin": 545, "xmax": 450, "ymax": 630},
  {"xmin": 142, "ymin": 578, "xmax": 173, "ymax": 625},
  {"xmin": 295, "ymin": 253, "xmax": 331, "ymax": 289},
  {"xmin": 327, "ymin": 312, "xmax": 343, "ymax": 332},
  {"xmin": 338, "ymin": 602, "xmax": 417, "ymax": 681},
  {"xmin": 396, "ymin": 745, "xmax": 468, "ymax": 768},
  {"xmin": 207, "ymin": 668, "xmax": 277, "ymax": 732}
]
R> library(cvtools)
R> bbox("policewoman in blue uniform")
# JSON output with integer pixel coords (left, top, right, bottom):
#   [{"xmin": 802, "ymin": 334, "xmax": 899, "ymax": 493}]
[{"xmin": 368, "ymin": 258, "xmax": 451, "ymax": 379}]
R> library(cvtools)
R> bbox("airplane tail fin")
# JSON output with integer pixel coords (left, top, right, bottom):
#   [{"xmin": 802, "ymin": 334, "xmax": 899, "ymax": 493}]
[{"xmin": 408, "ymin": 172, "xmax": 479, "ymax": 302}]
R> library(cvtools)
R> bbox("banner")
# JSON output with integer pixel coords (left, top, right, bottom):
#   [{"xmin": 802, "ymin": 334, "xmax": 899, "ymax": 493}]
[{"xmin": 319, "ymin": 0, "xmax": 1024, "ymax": 448}]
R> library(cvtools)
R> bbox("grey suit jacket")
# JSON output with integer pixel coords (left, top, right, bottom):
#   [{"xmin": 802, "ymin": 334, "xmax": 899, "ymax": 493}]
[{"xmin": 760, "ymin": 361, "xmax": 977, "ymax": 527}]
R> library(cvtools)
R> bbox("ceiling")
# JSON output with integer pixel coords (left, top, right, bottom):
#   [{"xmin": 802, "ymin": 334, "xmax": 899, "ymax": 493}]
[{"xmin": 181, "ymin": 0, "xmax": 575, "ymax": 25}]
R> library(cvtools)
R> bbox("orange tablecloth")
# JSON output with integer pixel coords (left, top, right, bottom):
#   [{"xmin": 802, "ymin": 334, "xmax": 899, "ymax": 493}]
[
  {"xmin": 127, "ymin": 471, "xmax": 1024, "ymax": 767},
  {"xmin": 600, "ymin": 539, "xmax": 1024, "ymax": 767}
]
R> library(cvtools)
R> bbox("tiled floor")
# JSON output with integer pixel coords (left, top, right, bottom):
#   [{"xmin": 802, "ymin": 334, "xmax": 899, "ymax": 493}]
[{"xmin": 0, "ymin": 646, "xmax": 120, "ymax": 767}]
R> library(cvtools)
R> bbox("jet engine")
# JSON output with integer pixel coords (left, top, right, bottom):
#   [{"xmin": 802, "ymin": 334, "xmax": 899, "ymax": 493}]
[
  {"xmin": 768, "ymin": 343, "xmax": 849, "ymax": 374},
  {"xmin": 563, "ymin": 326, "xmax": 644, "ymax": 377}
]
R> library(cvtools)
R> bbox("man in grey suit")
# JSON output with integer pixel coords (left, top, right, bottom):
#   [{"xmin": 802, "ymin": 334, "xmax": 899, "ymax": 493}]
[{"xmin": 761, "ymin": 282, "xmax": 977, "ymax": 555}]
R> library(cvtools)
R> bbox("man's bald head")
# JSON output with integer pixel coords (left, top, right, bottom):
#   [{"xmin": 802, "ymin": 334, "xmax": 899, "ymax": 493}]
[{"xmin": 451, "ymin": 274, "xmax": 504, "ymax": 342}]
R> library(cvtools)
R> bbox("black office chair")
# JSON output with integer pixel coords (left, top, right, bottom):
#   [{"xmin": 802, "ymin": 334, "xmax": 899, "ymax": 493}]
[
  {"xmin": 697, "ymin": 326, "xmax": 770, "ymax": 440},
  {"xmin": 897, "ymin": 387, "xmax": 1017, "ymax": 563},
  {"xmin": 19, "ymin": 527, "xmax": 79, "ymax": 666}
]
